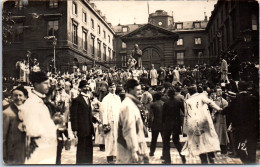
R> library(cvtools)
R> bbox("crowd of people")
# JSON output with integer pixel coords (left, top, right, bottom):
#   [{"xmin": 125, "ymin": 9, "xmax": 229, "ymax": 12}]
[{"xmin": 2, "ymin": 51, "xmax": 259, "ymax": 165}]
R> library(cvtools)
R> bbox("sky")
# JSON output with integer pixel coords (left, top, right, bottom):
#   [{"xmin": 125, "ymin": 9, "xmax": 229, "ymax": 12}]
[{"xmin": 93, "ymin": 0, "xmax": 218, "ymax": 26}]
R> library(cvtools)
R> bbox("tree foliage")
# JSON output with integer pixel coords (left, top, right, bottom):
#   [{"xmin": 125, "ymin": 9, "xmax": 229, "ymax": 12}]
[{"xmin": 2, "ymin": 10, "xmax": 15, "ymax": 45}]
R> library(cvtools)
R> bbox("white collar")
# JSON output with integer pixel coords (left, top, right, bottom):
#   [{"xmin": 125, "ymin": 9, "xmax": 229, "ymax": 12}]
[
  {"xmin": 32, "ymin": 90, "xmax": 46, "ymax": 99},
  {"xmin": 81, "ymin": 92, "xmax": 90, "ymax": 98}
]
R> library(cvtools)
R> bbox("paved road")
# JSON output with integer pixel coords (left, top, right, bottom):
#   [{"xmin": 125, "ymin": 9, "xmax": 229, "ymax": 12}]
[
  {"xmin": 61, "ymin": 145, "xmax": 260, "ymax": 165},
  {"xmin": 63, "ymin": 123, "xmax": 260, "ymax": 165}
]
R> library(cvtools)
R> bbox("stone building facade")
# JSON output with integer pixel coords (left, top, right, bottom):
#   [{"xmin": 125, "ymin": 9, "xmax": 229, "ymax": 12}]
[
  {"xmin": 114, "ymin": 10, "xmax": 209, "ymax": 69},
  {"xmin": 206, "ymin": 0, "xmax": 259, "ymax": 63},
  {"xmin": 3, "ymin": 0, "xmax": 115, "ymax": 77}
]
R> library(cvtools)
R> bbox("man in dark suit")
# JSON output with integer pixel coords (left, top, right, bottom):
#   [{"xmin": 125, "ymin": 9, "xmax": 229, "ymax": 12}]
[
  {"xmin": 162, "ymin": 88, "xmax": 186, "ymax": 164},
  {"xmin": 71, "ymin": 80, "xmax": 97, "ymax": 164},
  {"xmin": 223, "ymin": 81, "xmax": 258, "ymax": 164},
  {"xmin": 148, "ymin": 92, "xmax": 164, "ymax": 157}
]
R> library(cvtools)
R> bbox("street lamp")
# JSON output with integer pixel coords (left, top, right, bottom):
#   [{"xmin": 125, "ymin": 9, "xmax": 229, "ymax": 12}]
[
  {"xmin": 26, "ymin": 50, "xmax": 31, "ymax": 70},
  {"xmin": 44, "ymin": 36, "xmax": 57, "ymax": 73}
]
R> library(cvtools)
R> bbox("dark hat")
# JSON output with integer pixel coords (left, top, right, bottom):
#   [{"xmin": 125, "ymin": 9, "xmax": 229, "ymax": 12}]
[
  {"xmin": 30, "ymin": 71, "xmax": 48, "ymax": 84},
  {"xmin": 108, "ymin": 81, "xmax": 115, "ymax": 87},
  {"xmin": 11, "ymin": 86, "xmax": 28, "ymax": 97},
  {"xmin": 78, "ymin": 80, "xmax": 89, "ymax": 89},
  {"xmin": 238, "ymin": 81, "xmax": 248, "ymax": 91}
]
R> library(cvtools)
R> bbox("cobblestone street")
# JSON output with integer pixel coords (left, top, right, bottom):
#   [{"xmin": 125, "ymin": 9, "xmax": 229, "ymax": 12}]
[
  {"xmin": 61, "ymin": 145, "xmax": 260, "ymax": 165},
  {"xmin": 62, "ymin": 125, "xmax": 260, "ymax": 165}
]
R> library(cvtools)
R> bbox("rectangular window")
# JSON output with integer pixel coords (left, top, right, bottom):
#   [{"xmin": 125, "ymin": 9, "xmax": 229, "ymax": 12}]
[
  {"xmin": 108, "ymin": 35, "xmax": 110, "ymax": 43},
  {"xmin": 91, "ymin": 19, "xmax": 94, "ymax": 29},
  {"xmin": 103, "ymin": 31, "xmax": 106, "ymax": 39},
  {"xmin": 82, "ymin": 12, "xmax": 87, "ymax": 23},
  {"xmin": 177, "ymin": 38, "xmax": 183, "ymax": 46},
  {"xmin": 98, "ymin": 42, "xmax": 101, "ymax": 58},
  {"xmin": 13, "ymin": 22, "xmax": 24, "ymax": 42},
  {"xmin": 98, "ymin": 25, "xmax": 100, "ymax": 34},
  {"xmin": 252, "ymin": 14, "xmax": 258, "ymax": 30},
  {"xmin": 47, "ymin": 20, "xmax": 59, "ymax": 37},
  {"xmin": 194, "ymin": 22, "xmax": 201, "ymax": 29},
  {"xmin": 82, "ymin": 31, "xmax": 87, "ymax": 50},
  {"xmin": 72, "ymin": 2, "xmax": 77, "ymax": 15},
  {"xmin": 49, "ymin": 0, "xmax": 58, "ymax": 8},
  {"xmin": 176, "ymin": 52, "xmax": 184, "ymax": 65},
  {"xmin": 91, "ymin": 37, "xmax": 95, "ymax": 57},
  {"xmin": 195, "ymin": 37, "xmax": 202, "ymax": 45},
  {"xmin": 72, "ymin": 23, "xmax": 78, "ymax": 45},
  {"xmin": 122, "ymin": 55, "xmax": 127, "ymax": 67},
  {"xmin": 176, "ymin": 23, "xmax": 183, "ymax": 29},
  {"xmin": 103, "ymin": 45, "xmax": 106, "ymax": 61},
  {"xmin": 122, "ymin": 27, "xmax": 128, "ymax": 32},
  {"xmin": 108, "ymin": 49, "xmax": 111, "ymax": 61},
  {"xmin": 122, "ymin": 42, "xmax": 126, "ymax": 48}
]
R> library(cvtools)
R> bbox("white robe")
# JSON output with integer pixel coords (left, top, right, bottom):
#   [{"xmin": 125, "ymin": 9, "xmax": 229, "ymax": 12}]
[
  {"xmin": 100, "ymin": 93, "xmax": 121, "ymax": 156},
  {"xmin": 150, "ymin": 69, "xmax": 158, "ymax": 86},
  {"xmin": 21, "ymin": 91, "xmax": 57, "ymax": 164},
  {"xmin": 181, "ymin": 93, "xmax": 221, "ymax": 156},
  {"xmin": 117, "ymin": 94, "xmax": 148, "ymax": 164}
]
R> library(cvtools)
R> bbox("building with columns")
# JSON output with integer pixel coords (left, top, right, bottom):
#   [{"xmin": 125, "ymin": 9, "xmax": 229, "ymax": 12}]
[
  {"xmin": 114, "ymin": 10, "xmax": 209, "ymax": 69},
  {"xmin": 3, "ymin": 0, "xmax": 115, "ymax": 77}
]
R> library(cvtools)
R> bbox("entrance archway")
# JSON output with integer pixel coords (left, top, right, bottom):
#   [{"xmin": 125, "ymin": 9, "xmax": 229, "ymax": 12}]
[{"xmin": 142, "ymin": 47, "xmax": 162, "ymax": 69}]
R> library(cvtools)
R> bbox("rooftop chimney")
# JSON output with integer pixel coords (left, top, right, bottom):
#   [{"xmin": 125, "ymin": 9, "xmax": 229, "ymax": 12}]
[{"xmin": 204, "ymin": 12, "xmax": 208, "ymax": 22}]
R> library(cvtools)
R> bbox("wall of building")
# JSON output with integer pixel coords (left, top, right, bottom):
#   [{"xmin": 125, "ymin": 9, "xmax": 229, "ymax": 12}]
[
  {"xmin": 2, "ymin": 0, "xmax": 68, "ymax": 76},
  {"xmin": 207, "ymin": 0, "xmax": 259, "ymax": 63},
  {"xmin": 2, "ymin": 0, "xmax": 116, "ymax": 76},
  {"xmin": 174, "ymin": 30, "xmax": 209, "ymax": 66},
  {"xmin": 67, "ymin": 0, "xmax": 115, "ymax": 67}
]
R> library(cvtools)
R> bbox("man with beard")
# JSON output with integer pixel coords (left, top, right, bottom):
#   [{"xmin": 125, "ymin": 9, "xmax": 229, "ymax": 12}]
[{"xmin": 71, "ymin": 80, "xmax": 97, "ymax": 164}]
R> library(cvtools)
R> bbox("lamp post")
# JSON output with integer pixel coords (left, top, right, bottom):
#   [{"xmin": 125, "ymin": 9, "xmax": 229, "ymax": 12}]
[
  {"xmin": 44, "ymin": 36, "xmax": 57, "ymax": 73},
  {"xmin": 26, "ymin": 50, "xmax": 31, "ymax": 70}
]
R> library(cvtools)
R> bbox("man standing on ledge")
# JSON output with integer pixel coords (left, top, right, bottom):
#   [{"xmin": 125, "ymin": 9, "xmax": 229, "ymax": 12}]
[{"xmin": 132, "ymin": 44, "xmax": 142, "ymax": 69}]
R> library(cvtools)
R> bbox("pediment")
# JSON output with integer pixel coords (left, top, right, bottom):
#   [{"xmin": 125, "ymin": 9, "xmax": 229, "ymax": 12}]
[{"xmin": 121, "ymin": 23, "xmax": 178, "ymax": 40}]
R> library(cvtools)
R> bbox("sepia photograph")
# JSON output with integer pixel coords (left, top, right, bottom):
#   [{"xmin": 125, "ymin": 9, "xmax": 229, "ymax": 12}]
[{"xmin": 2, "ymin": 0, "xmax": 259, "ymax": 165}]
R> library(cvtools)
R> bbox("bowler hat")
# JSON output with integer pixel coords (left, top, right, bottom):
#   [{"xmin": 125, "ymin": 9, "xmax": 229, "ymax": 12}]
[{"xmin": 78, "ymin": 80, "xmax": 89, "ymax": 89}]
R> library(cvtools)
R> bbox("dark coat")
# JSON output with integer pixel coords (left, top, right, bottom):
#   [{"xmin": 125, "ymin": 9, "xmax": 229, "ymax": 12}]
[
  {"xmin": 162, "ymin": 97, "xmax": 184, "ymax": 134},
  {"xmin": 149, "ymin": 100, "xmax": 164, "ymax": 131},
  {"xmin": 70, "ymin": 94, "xmax": 96, "ymax": 137},
  {"xmin": 224, "ymin": 92, "xmax": 258, "ymax": 136},
  {"xmin": 3, "ymin": 103, "xmax": 26, "ymax": 164}
]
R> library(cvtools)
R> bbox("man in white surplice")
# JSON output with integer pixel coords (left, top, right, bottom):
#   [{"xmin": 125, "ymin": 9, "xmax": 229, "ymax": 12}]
[
  {"xmin": 100, "ymin": 82, "xmax": 121, "ymax": 163},
  {"xmin": 21, "ymin": 72, "xmax": 57, "ymax": 164}
]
